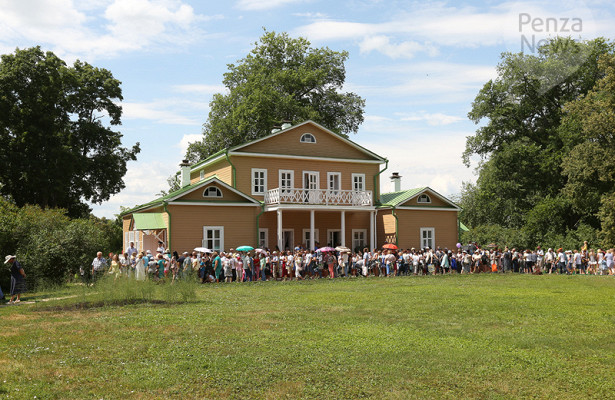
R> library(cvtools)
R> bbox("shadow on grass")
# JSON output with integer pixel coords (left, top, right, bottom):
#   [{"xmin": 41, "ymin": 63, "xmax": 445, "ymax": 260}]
[{"xmin": 36, "ymin": 298, "xmax": 189, "ymax": 312}]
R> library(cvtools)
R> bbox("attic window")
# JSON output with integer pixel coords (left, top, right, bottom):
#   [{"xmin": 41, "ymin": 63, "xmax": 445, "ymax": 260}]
[
  {"xmin": 417, "ymin": 194, "xmax": 431, "ymax": 204},
  {"xmin": 300, "ymin": 133, "xmax": 316, "ymax": 143},
  {"xmin": 203, "ymin": 186, "xmax": 223, "ymax": 198}
]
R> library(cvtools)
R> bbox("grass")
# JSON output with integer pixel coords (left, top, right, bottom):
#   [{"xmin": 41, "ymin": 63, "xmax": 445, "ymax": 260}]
[{"xmin": 1, "ymin": 274, "xmax": 614, "ymax": 399}]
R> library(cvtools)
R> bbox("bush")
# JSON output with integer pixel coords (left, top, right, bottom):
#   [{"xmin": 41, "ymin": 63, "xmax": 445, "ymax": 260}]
[{"xmin": 0, "ymin": 198, "xmax": 121, "ymax": 290}]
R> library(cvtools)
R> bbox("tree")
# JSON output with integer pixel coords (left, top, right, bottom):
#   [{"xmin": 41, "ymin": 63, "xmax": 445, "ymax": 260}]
[
  {"xmin": 186, "ymin": 30, "xmax": 365, "ymax": 162},
  {"xmin": 561, "ymin": 54, "xmax": 615, "ymax": 246},
  {"xmin": 0, "ymin": 47, "xmax": 140, "ymax": 217},
  {"xmin": 460, "ymin": 38, "xmax": 613, "ymax": 235}
]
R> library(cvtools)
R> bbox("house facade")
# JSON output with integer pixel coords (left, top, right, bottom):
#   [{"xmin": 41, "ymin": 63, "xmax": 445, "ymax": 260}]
[{"xmin": 122, "ymin": 121, "xmax": 460, "ymax": 253}]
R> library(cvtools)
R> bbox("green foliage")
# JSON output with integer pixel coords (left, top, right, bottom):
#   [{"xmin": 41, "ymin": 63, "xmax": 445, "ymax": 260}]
[
  {"xmin": 0, "ymin": 198, "xmax": 119, "ymax": 290},
  {"xmin": 186, "ymin": 30, "xmax": 365, "ymax": 162},
  {"xmin": 0, "ymin": 47, "xmax": 140, "ymax": 217},
  {"xmin": 461, "ymin": 38, "xmax": 615, "ymax": 246}
]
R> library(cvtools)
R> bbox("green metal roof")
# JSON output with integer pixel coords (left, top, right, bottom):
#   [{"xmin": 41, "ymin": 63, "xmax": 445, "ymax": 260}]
[
  {"xmin": 379, "ymin": 187, "xmax": 427, "ymax": 207},
  {"xmin": 133, "ymin": 213, "xmax": 166, "ymax": 230}
]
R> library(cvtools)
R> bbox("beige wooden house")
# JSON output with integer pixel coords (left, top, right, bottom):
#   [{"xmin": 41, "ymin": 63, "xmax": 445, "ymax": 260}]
[{"xmin": 122, "ymin": 121, "xmax": 460, "ymax": 253}]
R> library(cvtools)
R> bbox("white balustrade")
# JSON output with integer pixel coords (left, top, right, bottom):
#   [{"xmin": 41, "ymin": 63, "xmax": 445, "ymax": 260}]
[{"xmin": 264, "ymin": 188, "xmax": 372, "ymax": 206}]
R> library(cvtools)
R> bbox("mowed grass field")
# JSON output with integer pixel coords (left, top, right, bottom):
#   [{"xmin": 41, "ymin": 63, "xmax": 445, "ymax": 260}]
[{"xmin": 1, "ymin": 275, "xmax": 614, "ymax": 399}]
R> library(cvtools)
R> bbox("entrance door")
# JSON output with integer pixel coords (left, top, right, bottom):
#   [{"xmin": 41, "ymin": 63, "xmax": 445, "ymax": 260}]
[
  {"xmin": 282, "ymin": 229, "xmax": 294, "ymax": 251},
  {"xmin": 303, "ymin": 171, "xmax": 319, "ymax": 203},
  {"xmin": 328, "ymin": 229, "xmax": 341, "ymax": 247}
]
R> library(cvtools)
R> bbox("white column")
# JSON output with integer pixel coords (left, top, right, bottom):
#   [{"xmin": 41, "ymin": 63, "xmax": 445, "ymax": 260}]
[
  {"xmin": 370, "ymin": 210, "xmax": 375, "ymax": 250},
  {"xmin": 277, "ymin": 209, "xmax": 283, "ymax": 251},
  {"xmin": 341, "ymin": 211, "xmax": 346, "ymax": 248},
  {"xmin": 310, "ymin": 210, "xmax": 315, "ymax": 250}
]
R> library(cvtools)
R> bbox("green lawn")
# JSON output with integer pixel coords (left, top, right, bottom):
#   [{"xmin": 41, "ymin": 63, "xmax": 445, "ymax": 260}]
[{"xmin": 1, "ymin": 275, "xmax": 614, "ymax": 399}]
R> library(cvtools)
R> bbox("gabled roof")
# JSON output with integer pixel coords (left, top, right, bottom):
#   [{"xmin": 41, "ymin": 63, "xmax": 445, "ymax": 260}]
[
  {"xmin": 190, "ymin": 120, "xmax": 386, "ymax": 172},
  {"xmin": 121, "ymin": 176, "xmax": 261, "ymax": 215},
  {"xmin": 379, "ymin": 187, "xmax": 460, "ymax": 209}
]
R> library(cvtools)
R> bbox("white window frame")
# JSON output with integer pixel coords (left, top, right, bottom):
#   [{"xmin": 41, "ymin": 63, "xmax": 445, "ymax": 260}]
[
  {"xmin": 300, "ymin": 133, "xmax": 317, "ymax": 143},
  {"xmin": 351, "ymin": 173, "xmax": 365, "ymax": 192},
  {"xmin": 352, "ymin": 229, "xmax": 367, "ymax": 252},
  {"xmin": 258, "ymin": 228, "xmax": 268, "ymax": 249},
  {"xmin": 279, "ymin": 169, "xmax": 294, "ymax": 195},
  {"xmin": 417, "ymin": 194, "xmax": 432, "ymax": 204},
  {"xmin": 203, "ymin": 226, "xmax": 224, "ymax": 252},
  {"xmin": 302, "ymin": 229, "xmax": 320, "ymax": 248},
  {"xmin": 203, "ymin": 186, "xmax": 223, "ymax": 198},
  {"xmin": 420, "ymin": 228, "xmax": 435, "ymax": 249},
  {"xmin": 327, "ymin": 172, "xmax": 341, "ymax": 193},
  {"xmin": 282, "ymin": 229, "xmax": 294, "ymax": 251},
  {"xmin": 251, "ymin": 168, "xmax": 267, "ymax": 195}
]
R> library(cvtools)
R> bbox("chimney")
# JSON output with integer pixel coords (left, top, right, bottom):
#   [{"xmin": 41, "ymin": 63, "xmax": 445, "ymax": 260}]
[
  {"xmin": 180, "ymin": 159, "xmax": 191, "ymax": 188},
  {"xmin": 390, "ymin": 172, "xmax": 402, "ymax": 192},
  {"xmin": 281, "ymin": 120, "xmax": 292, "ymax": 130},
  {"xmin": 271, "ymin": 125, "xmax": 282, "ymax": 134}
]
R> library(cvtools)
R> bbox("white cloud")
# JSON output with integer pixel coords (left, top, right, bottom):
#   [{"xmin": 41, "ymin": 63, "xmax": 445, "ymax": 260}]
[
  {"xmin": 235, "ymin": 0, "xmax": 303, "ymax": 11},
  {"xmin": 359, "ymin": 35, "xmax": 438, "ymax": 59},
  {"xmin": 398, "ymin": 112, "xmax": 464, "ymax": 126},
  {"xmin": 122, "ymin": 98, "xmax": 208, "ymax": 125},
  {"xmin": 178, "ymin": 133, "xmax": 203, "ymax": 156},
  {"xmin": 0, "ymin": 0, "xmax": 213, "ymax": 60}
]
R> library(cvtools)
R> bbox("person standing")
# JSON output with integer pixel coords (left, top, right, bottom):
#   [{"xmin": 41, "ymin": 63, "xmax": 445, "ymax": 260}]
[
  {"xmin": 91, "ymin": 252, "xmax": 107, "ymax": 283},
  {"xmin": 5, "ymin": 255, "xmax": 26, "ymax": 304},
  {"xmin": 212, "ymin": 252, "xmax": 222, "ymax": 283}
]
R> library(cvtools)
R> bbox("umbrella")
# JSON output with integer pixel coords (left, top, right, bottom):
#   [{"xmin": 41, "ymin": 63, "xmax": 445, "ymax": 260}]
[
  {"xmin": 255, "ymin": 248, "xmax": 267, "ymax": 254},
  {"xmin": 318, "ymin": 246, "xmax": 336, "ymax": 252},
  {"xmin": 382, "ymin": 243, "xmax": 398, "ymax": 250},
  {"xmin": 236, "ymin": 245, "xmax": 254, "ymax": 252},
  {"xmin": 335, "ymin": 246, "xmax": 351, "ymax": 252},
  {"xmin": 194, "ymin": 247, "xmax": 212, "ymax": 253},
  {"xmin": 488, "ymin": 243, "xmax": 497, "ymax": 248}
]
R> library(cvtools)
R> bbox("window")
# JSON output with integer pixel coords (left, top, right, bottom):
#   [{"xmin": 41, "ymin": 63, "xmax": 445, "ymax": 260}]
[
  {"xmin": 300, "ymin": 133, "xmax": 316, "ymax": 143},
  {"xmin": 328, "ymin": 172, "xmax": 341, "ymax": 194},
  {"xmin": 203, "ymin": 226, "xmax": 224, "ymax": 252},
  {"xmin": 199, "ymin": 170, "xmax": 205, "ymax": 180},
  {"xmin": 279, "ymin": 170, "xmax": 294, "ymax": 195},
  {"xmin": 327, "ymin": 230, "xmax": 341, "ymax": 247},
  {"xmin": 352, "ymin": 173, "xmax": 365, "ymax": 191},
  {"xmin": 302, "ymin": 229, "xmax": 320, "ymax": 248},
  {"xmin": 203, "ymin": 186, "xmax": 223, "ymax": 198},
  {"xmin": 126, "ymin": 230, "xmax": 141, "ymax": 252},
  {"xmin": 259, "ymin": 228, "xmax": 268, "ymax": 249},
  {"xmin": 420, "ymin": 228, "xmax": 435, "ymax": 249},
  {"xmin": 251, "ymin": 168, "xmax": 267, "ymax": 195},
  {"xmin": 352, "ymin": 229, "xmax": 367, "ymax": 252},
  {"xmin": 417, "ymin": 194, "xmax": 431, "ymax": 203}
]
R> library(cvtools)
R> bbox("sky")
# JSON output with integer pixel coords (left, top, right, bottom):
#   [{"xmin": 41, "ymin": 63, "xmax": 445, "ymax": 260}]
[{"xmin": 1, "ymin": 0, "xmax": 614, "ymax": 218}]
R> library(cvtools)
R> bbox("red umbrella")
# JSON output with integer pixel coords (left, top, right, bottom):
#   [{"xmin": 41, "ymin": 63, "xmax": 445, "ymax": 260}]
[{"xmin": 382, "ymin": 243, "xmax": 398, "ymax": 250}]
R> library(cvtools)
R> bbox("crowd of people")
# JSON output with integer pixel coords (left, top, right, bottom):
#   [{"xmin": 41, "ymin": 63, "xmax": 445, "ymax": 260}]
[{"xmin": 90, "ymin": 240, "xmax": 615, "ymax": 285}]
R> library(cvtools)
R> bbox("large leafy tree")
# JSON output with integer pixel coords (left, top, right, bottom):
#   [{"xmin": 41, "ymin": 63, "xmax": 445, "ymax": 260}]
[
  {"xmin": 0, "ymin": 47, "xmax": 140, "ymax": 217},
  {"xmin": 186, "ymin": 30, "xmax": 365, "ymax": 162},
  {"xmin": 461, "ymin": 37, "xmax": 613, "ymax": 238}
]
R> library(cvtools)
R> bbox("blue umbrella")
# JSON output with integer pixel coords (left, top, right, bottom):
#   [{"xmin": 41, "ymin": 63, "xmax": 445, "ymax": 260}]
[{"xmin": 236, "ymin": 245, "xmax": 254, "ymax": 252}]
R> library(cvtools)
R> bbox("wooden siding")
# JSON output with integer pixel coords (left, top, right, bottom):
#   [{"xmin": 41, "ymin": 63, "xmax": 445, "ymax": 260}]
[
  {"xmin": 259, "ymin": 210, "xmax": 372, "ymax": 250},
  {"xmin": 236, "ymin": 125, "xmax": 377, "ymax": 160},
  {"xmin": 395, "ymin": 209, "xmax": 458, "ymax": 250},
  {"xmin": 168, "ymin": 204, "xmax": 260, "ymax": 253},
  {"xmin": 230, "ymin": 155, "xmax": 381, "ymax": 201},
  {"xmin": 190, "ymin": 159, "xmax": 232, "ymax": 186},
  {"xmin": 176, "ymin": 183, "xmax": 248, "ymax": 203},
  {"xmin": 400, "ymin": 189, "xmax": 453, "ymax": 208}
]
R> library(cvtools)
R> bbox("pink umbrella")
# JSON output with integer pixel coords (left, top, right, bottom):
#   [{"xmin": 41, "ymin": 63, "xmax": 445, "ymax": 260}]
[{"xmin": 318, "ymin": 246, "xmax": 336, "ymax": 252}]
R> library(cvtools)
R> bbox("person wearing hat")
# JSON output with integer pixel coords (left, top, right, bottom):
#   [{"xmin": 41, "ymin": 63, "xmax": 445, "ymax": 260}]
[{"xmin": 5, "ymin": 255, "xmax": 26, "ymax": 304}]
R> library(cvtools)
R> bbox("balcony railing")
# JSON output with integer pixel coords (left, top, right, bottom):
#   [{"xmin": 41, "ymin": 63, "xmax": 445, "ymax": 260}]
[{"xmin": 265, "ymin": 188, "xmax": 372, "ymax": 206}]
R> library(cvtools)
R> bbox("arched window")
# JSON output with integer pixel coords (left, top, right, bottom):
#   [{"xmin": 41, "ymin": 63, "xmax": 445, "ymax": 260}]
[
  {"xmin": 203, "ymin": 186, "xmax": 223, "ymax": 198},
  {"xmin": 417, "ymin": 194, "xmax": 431, "ymax": 204},
  {"xmin": 300, "ymin": 133, "xmax": 316, "ymax": 143}
]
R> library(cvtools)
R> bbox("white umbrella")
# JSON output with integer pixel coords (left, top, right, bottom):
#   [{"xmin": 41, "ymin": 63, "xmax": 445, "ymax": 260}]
[
  {"xmin": 194, "ymin": 247, "xmax": 212, "ymax": 253},
  {"xmin": 335, "ymin": 246, "xmax": 351, "ymax": 252},
  {"xmin": 255, "ymin": 248, "xmax": 267, "ymax": 254}
]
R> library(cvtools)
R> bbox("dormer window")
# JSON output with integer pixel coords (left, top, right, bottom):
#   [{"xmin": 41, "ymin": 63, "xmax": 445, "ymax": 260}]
[
  {"xmin": 300, "ymin": 133, "xmax": 316, "ymax": 143},
  {"xmin": 203, "ymin": 186, "xmax": 223, "ymax": 198},
  {"xmin": 417, "ymin": 194, "xmax": 431, "ymax": 204}
]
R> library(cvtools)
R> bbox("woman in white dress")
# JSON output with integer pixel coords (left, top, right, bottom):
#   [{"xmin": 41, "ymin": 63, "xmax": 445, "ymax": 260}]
[{"xmin": 134, "ymin": 252, "xmax": 146, "ymax": 281}]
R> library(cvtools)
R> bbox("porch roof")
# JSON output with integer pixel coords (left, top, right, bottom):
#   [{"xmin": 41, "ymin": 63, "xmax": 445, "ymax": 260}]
[{"xmin": 133, "ymin": 213, "xmax": 166, "ymax": 230}]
